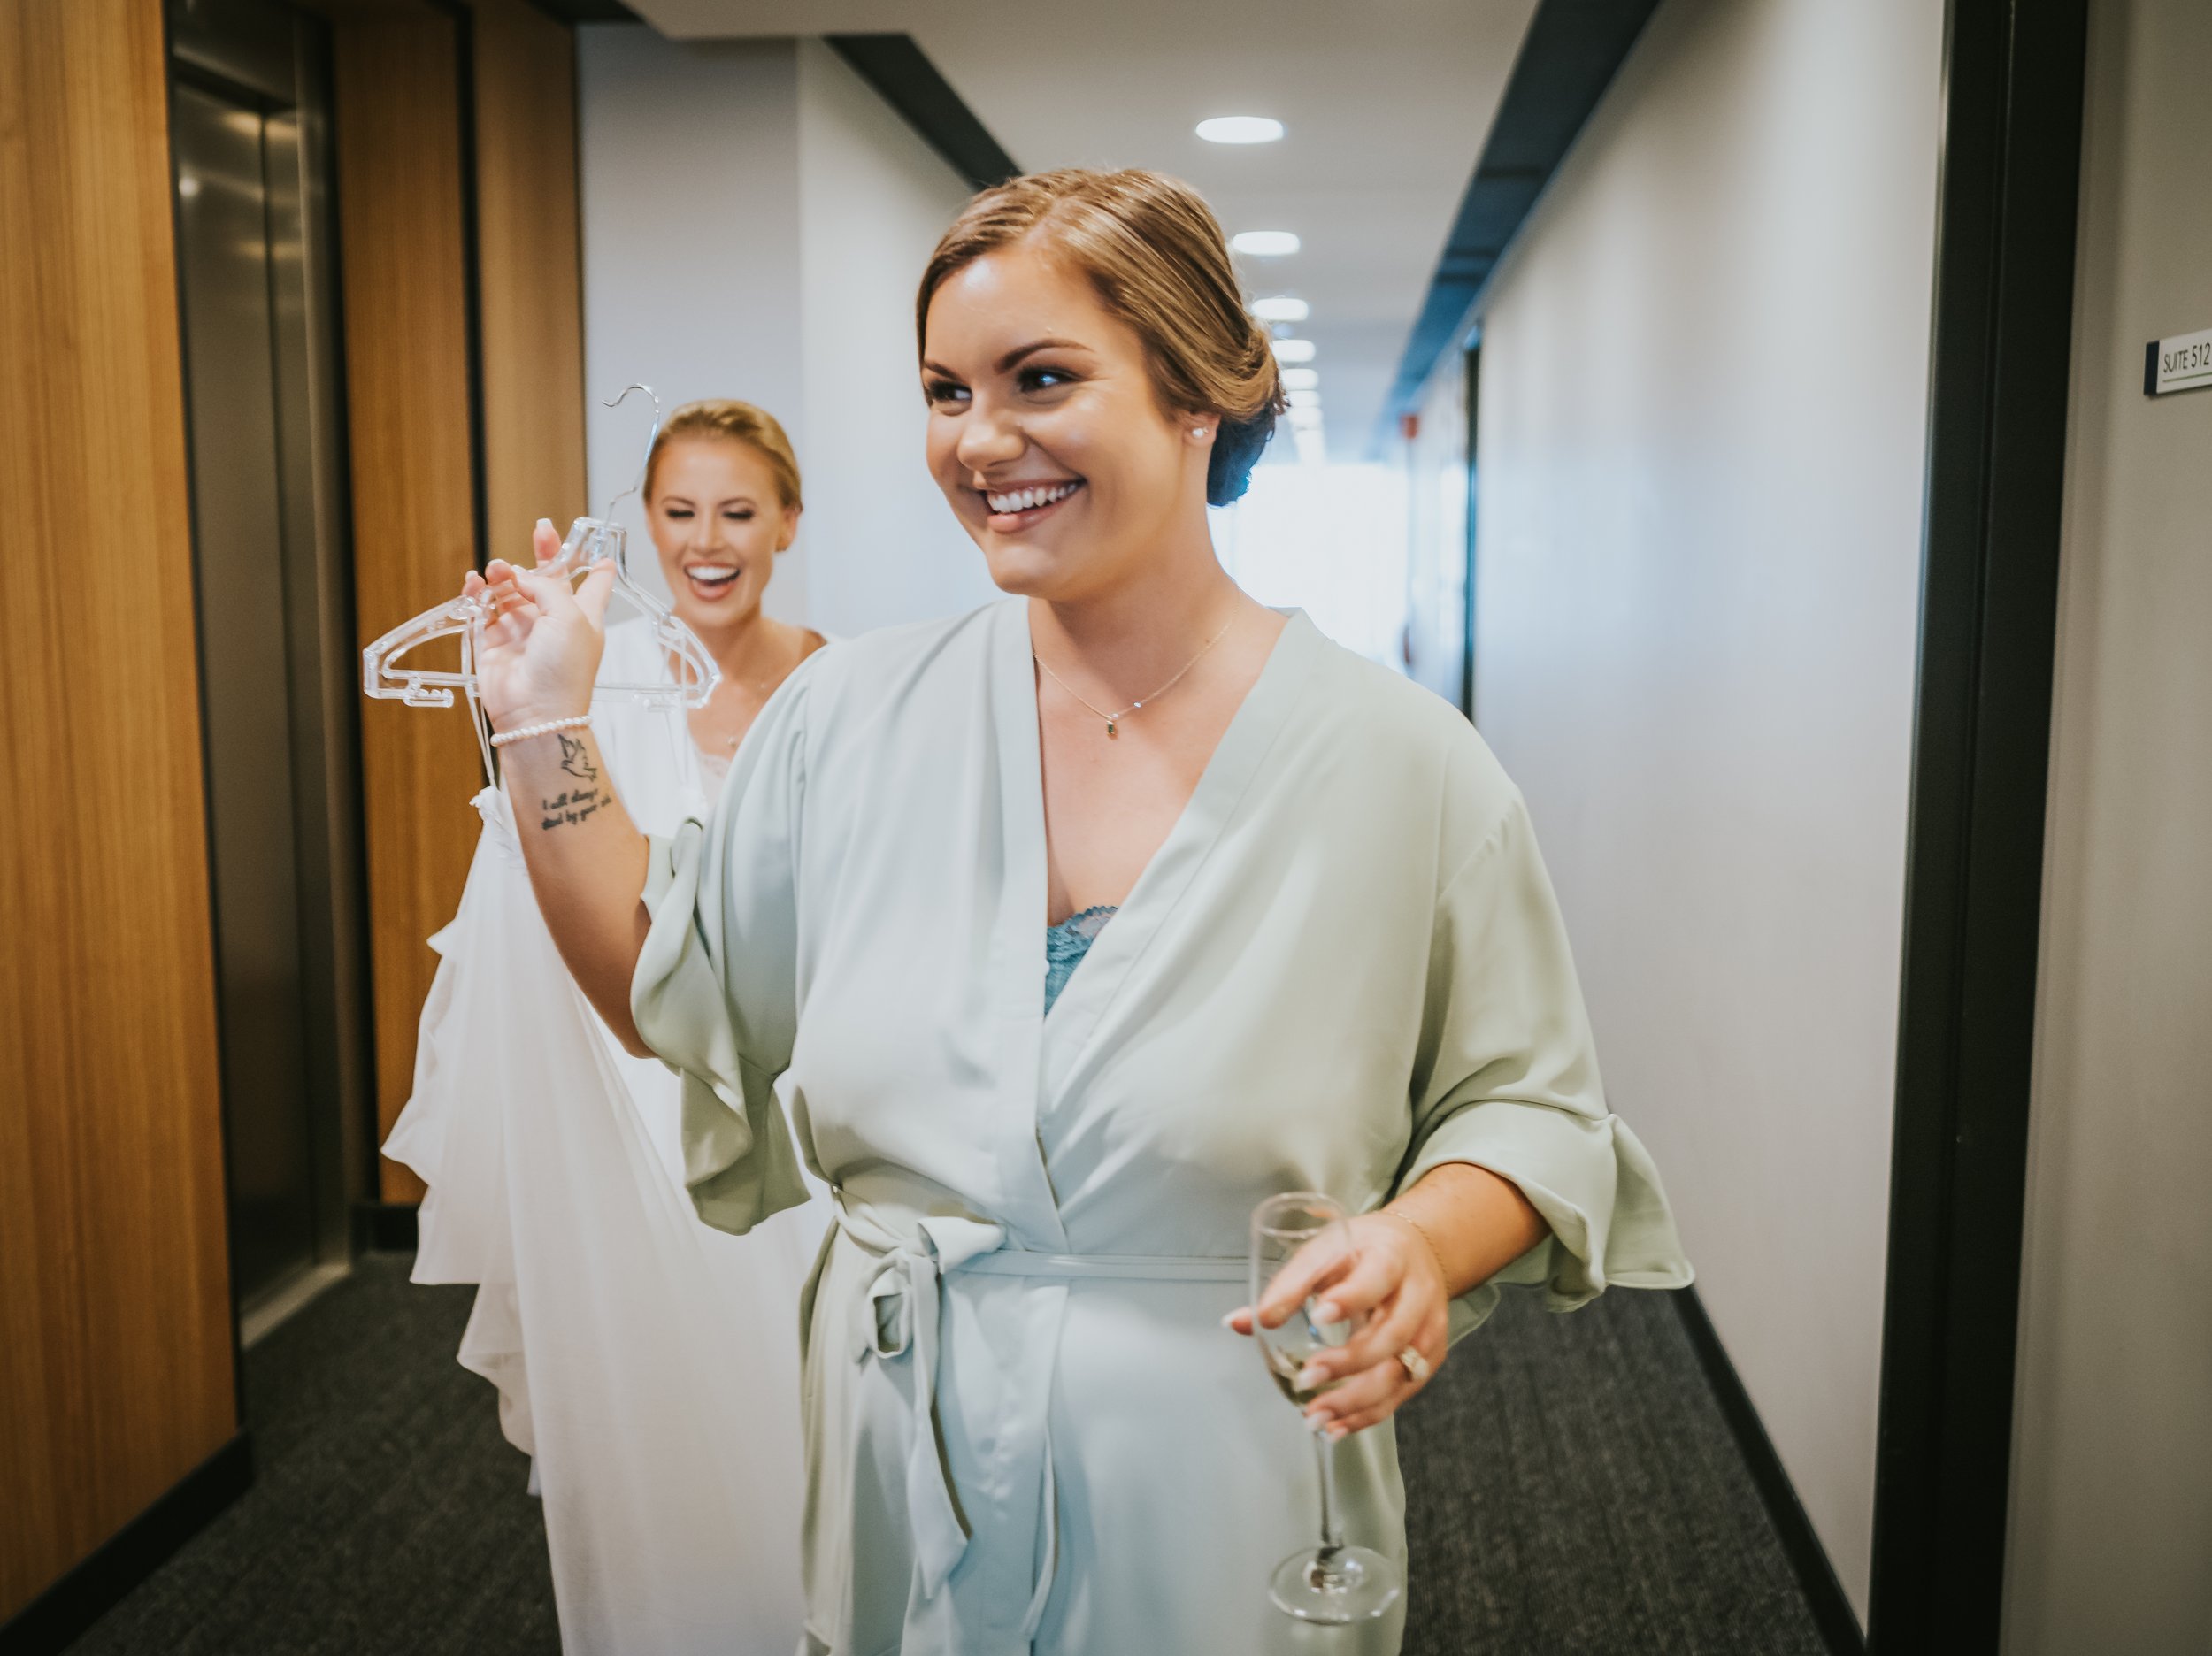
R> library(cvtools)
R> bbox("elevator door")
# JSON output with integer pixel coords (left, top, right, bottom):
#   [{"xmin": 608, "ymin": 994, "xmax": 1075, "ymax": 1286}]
[{"xmin": 171, "ymin": 2, "xmax": 368, "ymax": 1328}]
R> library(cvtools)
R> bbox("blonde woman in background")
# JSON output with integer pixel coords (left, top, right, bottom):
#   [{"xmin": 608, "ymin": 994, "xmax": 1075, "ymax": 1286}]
[
  {"xmin": 631, "ymin": 401, "xmax": 828, "ymax": 791},
  {"xmin": 385, "ymin": 402, "xmax": 825, "ymax": 1655}
]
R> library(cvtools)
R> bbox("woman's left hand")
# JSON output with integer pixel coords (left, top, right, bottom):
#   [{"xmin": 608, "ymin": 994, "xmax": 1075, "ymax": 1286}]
[{"xmin": 1225, "ymin": 1211, "xmax": 1451, "ymax": 1439}]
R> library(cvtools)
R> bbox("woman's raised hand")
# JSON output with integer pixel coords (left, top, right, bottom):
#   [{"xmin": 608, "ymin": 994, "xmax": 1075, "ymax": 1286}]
[{"xmin": 465, "ymin": 518, "xmax": 617, "ymax": 732}]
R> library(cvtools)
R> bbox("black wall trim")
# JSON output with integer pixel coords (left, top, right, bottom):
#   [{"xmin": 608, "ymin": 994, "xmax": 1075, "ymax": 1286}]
[
  {"xmin": 0, "ymin": 1434, "xmax": 253, "ymax": 1656},
  {"xmin": 825, "ymin": 34, "xmax": 1018, "ymax": 193},
  {"xmin": 524, "ymin": 0, "xmax": 635, "ymax": 20},
  {"xmin": 354, "ymin": 1199, "xmax": 421, "ymax": 1253},
  {"xmin": 1870, "ymin": 0, "xmax": 2089, "ymax": 1648},
  {"xmin": 1381, "ymin": 0, "xmax": 1661, "ymax": 429},
  {"xmin": 1672, "ymin": 1289, "xmax": 1865, "ymax": 1654}
]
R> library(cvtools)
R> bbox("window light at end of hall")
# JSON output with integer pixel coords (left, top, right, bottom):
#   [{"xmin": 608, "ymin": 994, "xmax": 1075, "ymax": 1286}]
[{"xmin": 1197, "ymin": 116, "xmax": 1285, "ymax": 145}]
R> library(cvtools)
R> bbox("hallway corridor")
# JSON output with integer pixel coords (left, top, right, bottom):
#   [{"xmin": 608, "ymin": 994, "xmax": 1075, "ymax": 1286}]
[
  {"xmin": 22, "ymin": 0, "xmax": 2193, "ymax": 1647},
  {"xmin": 67, "ymin": 1259, "xmax": 1825, "ymax": 1655}
]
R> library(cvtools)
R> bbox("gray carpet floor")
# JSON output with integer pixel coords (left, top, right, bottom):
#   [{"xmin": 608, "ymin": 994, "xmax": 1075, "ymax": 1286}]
[
  {"xmin": 69, "ymin": 1254, "xmax": 1826, "ymax": 1655},
  {"xmin": 1395, "ymin": 1287, "xmax": 1829, "ymax": 1655}
]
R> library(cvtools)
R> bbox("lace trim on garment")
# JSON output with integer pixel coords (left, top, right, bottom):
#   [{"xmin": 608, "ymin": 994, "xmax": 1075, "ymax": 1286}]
[{"xmin": 1043, "ymin": 905, "xmax": 1118, "ymax": 1014}]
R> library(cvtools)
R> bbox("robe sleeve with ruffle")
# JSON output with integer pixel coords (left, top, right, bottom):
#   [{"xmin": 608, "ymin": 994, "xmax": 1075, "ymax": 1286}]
[
  {"xmin": 631, "ymin": 663, "xmax": 818, "ymax": 1236},
  {"xmin": 1396, "ymin": 779, "xmax": 1694, "ymax": 1343}
]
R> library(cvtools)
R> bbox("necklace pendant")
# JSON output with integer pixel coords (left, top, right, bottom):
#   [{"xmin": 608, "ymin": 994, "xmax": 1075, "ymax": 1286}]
[{"xmin": 1106, "ymin": 718, "xmax": 1118, "ymax": 739}]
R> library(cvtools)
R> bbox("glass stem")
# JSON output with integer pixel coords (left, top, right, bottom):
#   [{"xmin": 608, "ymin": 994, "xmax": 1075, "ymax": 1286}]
[{"xmin": 1312, "ymin": 1420, "xmax": 1345, "ymax": 1560}]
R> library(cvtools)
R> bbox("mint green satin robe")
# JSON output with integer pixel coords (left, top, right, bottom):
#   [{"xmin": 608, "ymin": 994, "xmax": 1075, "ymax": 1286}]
[{"xmin": 632, "ymin": 601, "xmax": 1692, "ymax": 1655}]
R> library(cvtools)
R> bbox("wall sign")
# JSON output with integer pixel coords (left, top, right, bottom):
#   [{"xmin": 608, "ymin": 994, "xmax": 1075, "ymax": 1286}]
[{"xmin": 2145, "ymin": 326, "xmax": 2212, "ymax": 395}]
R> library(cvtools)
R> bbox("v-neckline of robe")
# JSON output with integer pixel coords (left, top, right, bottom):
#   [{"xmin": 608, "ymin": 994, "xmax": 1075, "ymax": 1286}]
[
  {"xmin": 972, "ymin": 600, "xmax": 1321, "ymax": 1250},
  {"xmin": 1000, "ymin": 599, "xmax": 1321, "ymax": 1051}
]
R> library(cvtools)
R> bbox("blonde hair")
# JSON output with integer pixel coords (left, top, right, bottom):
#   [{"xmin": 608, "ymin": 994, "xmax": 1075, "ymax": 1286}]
[
  {"xmin": 644, "ymin": 399, "xmax": 803, "ymax": 511},
  {"xmin": 917, "ymin": 169, "xmax": 1286, "ymax": 506}
]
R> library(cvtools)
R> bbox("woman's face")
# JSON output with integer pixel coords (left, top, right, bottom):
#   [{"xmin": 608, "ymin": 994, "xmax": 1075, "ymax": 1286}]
[
  {"xmin": 922, "ymin": 243, "xmax": 1214, "ymax": 602},
  {"xmin": 646, "ymin": 438, "xmax": 798, "ymax": 631}
]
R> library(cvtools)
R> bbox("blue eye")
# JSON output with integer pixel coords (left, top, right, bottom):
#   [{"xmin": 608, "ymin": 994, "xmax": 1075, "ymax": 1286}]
[
  {"xmin": 926, "ymin": 379, "xmax": 970, "ymax": 408},
  {"xmin": 1022, "ymin": 366, "xmax": 1076, "ymax": 393}
]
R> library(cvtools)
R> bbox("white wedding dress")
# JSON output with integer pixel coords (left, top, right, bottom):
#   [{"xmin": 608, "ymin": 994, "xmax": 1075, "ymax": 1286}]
[{"xmin": 384, "ymin": 614, "xmax": 826, "ymax": 1655}]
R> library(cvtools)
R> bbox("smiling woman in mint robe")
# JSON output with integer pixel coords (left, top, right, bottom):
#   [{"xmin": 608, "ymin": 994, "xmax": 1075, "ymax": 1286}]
[{"xmin": 462, "ymin": 168, "xmax": 1692, "ymax": 1656}]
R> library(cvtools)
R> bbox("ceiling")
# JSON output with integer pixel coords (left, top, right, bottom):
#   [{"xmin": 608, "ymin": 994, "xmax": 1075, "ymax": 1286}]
[{"xmin": 618, "ymin": 0, "xmax": 1539, "ymax": 459}]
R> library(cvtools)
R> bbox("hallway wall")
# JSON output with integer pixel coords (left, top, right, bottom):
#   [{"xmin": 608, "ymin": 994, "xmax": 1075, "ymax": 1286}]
[
  {"xmin": 578, "ymin": 26, "xmax": 987, "ymax": 635},
  {"xmin": 1449, "ymin": 0, "xmax": 1943, "ymax": 1619},
  {"xmin": 0, "ymin": 0, "xmax": 237, "ymax": 1618},
  {"xmin": 577, "ymin": 29, "xmax": 807, "ymax": 619},
  {"xmin": 796, "ymin": 40, "xmax": 1000, "ymax": 635},
  {"xmin": 2004, "ymin": 0, "xmax": 2212, "ymax": 1647}
]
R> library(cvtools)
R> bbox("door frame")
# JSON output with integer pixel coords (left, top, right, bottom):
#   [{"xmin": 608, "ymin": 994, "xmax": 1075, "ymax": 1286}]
[{"xmin": 1868, "ymin": 0, "xmax": 2091, "ymax": 1647}]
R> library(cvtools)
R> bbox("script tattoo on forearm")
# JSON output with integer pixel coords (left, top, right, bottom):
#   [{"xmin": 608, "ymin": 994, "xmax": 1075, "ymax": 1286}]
[{"xmin": 539, "ymin": 786, "xmax": 607, "ymax": 832}]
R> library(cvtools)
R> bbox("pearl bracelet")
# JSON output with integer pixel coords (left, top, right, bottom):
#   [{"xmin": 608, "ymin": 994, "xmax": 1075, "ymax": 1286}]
[{"xmin": 488, "ymin": 714, "xmax": 593, "ymax": 749}]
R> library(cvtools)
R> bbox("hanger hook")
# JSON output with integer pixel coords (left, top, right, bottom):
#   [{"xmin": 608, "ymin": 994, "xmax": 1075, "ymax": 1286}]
[{"xmin": 598, "ymin": 382, "xmax": 664, "ymax": 523}]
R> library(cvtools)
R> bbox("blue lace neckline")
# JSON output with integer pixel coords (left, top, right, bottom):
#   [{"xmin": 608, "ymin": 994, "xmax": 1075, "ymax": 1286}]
[{"xmin": 1044, "ymin": 905, "xmax": 1117, "ymax": 1014}]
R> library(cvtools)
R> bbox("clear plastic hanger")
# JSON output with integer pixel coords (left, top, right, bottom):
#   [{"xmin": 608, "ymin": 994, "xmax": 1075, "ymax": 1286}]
[{"xmin": 361, "ymin": 383, "xmax": 722, "ymax": 778}]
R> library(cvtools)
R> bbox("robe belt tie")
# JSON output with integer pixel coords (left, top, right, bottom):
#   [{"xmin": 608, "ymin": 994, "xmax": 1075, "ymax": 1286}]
[{"xmin": 846, "ymin": 1215, "xmax": 1245, "ymax": 1629}]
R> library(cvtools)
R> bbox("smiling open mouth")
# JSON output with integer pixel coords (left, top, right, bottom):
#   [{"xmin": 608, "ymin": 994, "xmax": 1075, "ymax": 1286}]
[
  {"xmin": 983, "ymin": 479, "xmax": 1084, "ymax": 525},
  {"xmin": 685, "ymin": 564, "xmax": 741, "ymax": 597}
]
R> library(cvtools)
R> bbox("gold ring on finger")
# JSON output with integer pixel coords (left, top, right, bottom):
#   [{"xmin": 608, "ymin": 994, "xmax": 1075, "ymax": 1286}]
[{"xmin": 1396, "ymin": 1346, "xmax": 1432, "ymax": 1384}]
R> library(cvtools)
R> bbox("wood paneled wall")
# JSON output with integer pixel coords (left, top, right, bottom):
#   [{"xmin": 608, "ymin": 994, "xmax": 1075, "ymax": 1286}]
[
  {"xmin": 331, "ymin": 5, "xmax": 485, "ymax": 1201},
  {"xmin": 332, "ymin": 0, "xmax": 588, "ymax": 1200},
  {"xmin": 474, "ymin": 0, "xmax": 589, "ymax": 549},
  {"xmin": 0, "ymin": 0, "xmax": 238, "ymax": 1622}
]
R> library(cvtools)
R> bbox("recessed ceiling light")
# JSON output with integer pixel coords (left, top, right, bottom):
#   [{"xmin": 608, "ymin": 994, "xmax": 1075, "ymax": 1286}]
[
  {"xmin": 1280, "ymin": 367, "xmax": 1319, "ymax": 391},
  {"xmin": 1288, "ymin": 388, "xmax": 1322, "ymax": 410},
  {"xmin": 1197, "ymin": 116, "xmax": 1285, "ymax": 145},
  {"xmin": 1253, "ymin": 295, "xmax": 1309, "ymax": 323},
  {"xmin": 1271, "ymin": 337, "xmax": 1317, "ymax": 364},
  {"xmin": 1231, "ymin": 230, "xmax": 1301, "ymax": 257},
  {"xmin": 1290, "ymin": 405, "xmax": 1325, "ymax": 430}
]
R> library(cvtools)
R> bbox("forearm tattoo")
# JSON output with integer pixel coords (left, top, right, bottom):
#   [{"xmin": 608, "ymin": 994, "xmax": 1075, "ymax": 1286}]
[
  {"xmin": 557, "ymin": 732, "xmax": 600, "ymax": 783},
  {"xmin": 539, "ymin": 785, "xmax": 607, "ymax": 831}
]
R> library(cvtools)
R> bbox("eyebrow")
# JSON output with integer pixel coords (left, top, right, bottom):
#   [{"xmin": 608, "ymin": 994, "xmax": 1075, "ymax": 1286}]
[{"xmin": 920, "ymin": 336, "xmax": 1093, "ymax": 380}]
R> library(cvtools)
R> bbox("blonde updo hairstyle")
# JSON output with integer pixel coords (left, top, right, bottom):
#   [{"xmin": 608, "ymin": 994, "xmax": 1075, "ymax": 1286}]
[
  {"xmin": 916, "ymin": 169, "xmax": 1287, "ymax": 507},
  {"xmin": 643, "ymin": 398, "xmax": 804, "ymax": 513}
]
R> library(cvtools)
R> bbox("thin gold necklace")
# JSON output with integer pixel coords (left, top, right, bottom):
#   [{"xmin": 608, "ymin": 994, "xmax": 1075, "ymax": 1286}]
[{"xmin": 1033, "ymin": 618, "xmax": 1235, "ymax": 739}]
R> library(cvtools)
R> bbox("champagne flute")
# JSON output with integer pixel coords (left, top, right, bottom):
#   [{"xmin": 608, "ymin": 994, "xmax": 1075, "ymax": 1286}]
[{"xmin": 1249, "ymin": 1192, "xmax": 1403, "ymax": 1624}]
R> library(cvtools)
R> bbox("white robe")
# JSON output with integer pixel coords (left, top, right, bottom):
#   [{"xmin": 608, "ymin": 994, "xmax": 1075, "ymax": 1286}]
[
  {"xmin": 633, "ymin": 599, "xmax": 1693, "ymax": 1656},
  {"xmin": 386, "ymin": 613, "xmax": 826, "ymax": 1654}
]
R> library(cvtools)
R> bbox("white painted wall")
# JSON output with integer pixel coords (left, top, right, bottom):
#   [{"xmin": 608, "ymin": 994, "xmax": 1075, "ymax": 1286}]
[
  {"xmin": 1454, "ymin": 0, "xmax": 1943, "ymax": 1619},
  {"xmin": 578, "ymin": 28, "xmax": 806, "ymax": 621},
  {"xmin": 577, "ymin": 27, "xmax": 987, "ymax": 633},
  {"xmin": 1210, "ymin": 464, "xmax": 1409, "ymax": 670},
  {"xmin": 795, "ymin": 40, "xmax": 996, "ymax": 635},
  {"xmin": 2004, "ymin": 1, "xmax": 2212, "ymax": 1648}
]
